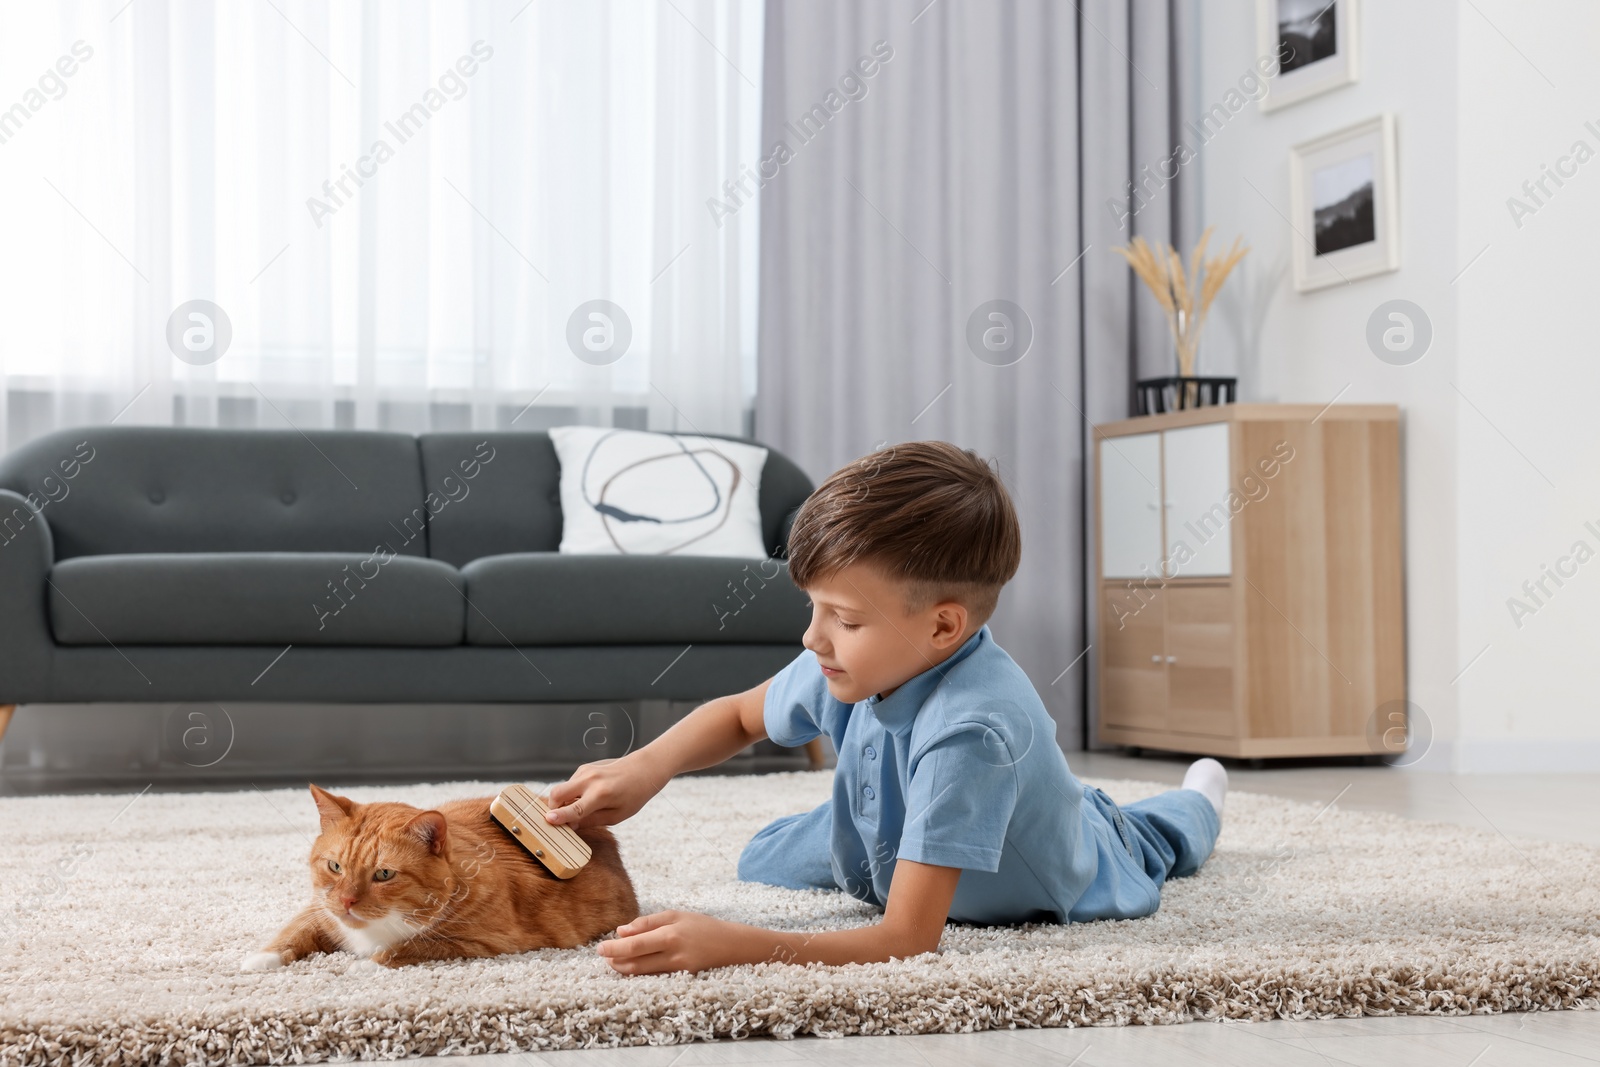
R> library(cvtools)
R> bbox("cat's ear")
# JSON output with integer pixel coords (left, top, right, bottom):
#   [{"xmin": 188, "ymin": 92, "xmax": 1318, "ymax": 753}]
[
  {"xmin": 308, "ymin": 784, "xmax": 356, "ymax": 831},
  {"xmin": 404, "ymin": 810, "xmax": 449, "ymax": 857}
]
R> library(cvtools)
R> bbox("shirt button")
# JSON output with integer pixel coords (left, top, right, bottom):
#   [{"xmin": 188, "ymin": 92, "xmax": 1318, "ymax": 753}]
[
  {"xmin": 862, "ymin": 785, "xmax": 875, "ymax": 800},
  {"xmin": 864, "ymin": 745, "xmax": 876, "ymax": 760}
]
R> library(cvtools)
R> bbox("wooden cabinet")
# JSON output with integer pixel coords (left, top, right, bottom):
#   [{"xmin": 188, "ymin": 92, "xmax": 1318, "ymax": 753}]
[{"xmin": 1093, "ymin": 404, "xmax": 1405, "ymax": 759}]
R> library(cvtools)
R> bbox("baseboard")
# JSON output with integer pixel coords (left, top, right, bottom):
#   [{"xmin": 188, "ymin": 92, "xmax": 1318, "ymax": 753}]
[
  {"xmin": 1452, "ymin": 738, "xmax": 1600, "ymax": 774},
  {"xmin": 1385, "ymin": 737, "xmax": 1456, "ymax": 773}
]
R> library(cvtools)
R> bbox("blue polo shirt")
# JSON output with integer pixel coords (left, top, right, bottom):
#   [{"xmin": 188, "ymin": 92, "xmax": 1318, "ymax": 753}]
[{"xmin": 761, "ymin": 626, "xmax": 1108, "ymax": 924}]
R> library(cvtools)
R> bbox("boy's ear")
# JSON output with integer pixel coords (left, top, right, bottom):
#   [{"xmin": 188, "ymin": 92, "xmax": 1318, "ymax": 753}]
[{"xmin": 929, "ymin": 601, "xmax": 969, "ymax": 648}]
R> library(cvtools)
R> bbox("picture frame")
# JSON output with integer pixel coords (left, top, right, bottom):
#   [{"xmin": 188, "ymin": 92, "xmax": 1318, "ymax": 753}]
[
  {"xmin": 1289, "ymin": 113, "xmax": 1399, "ymax": 292},
  {"xmin": 1257, "ymin": 0, "xmax": 1360, "ymax": 112}
]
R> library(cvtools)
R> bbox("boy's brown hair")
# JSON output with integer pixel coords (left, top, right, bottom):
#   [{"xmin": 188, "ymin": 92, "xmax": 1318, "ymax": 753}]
[{"xmin": 786, "ymin": 441, "xmax": 1022, "ymax": 623}]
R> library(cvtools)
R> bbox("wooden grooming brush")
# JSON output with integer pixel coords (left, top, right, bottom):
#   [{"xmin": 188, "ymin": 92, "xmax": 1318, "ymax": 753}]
[{"xmin": 489, "ymin": 783, "xmax": 591, "ymax": 879}]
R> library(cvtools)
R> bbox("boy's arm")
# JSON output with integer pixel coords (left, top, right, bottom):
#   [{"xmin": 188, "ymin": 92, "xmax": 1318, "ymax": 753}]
[
  {"xmin": 598, "ymin": 859, "xmax": 962, "ymax": 974},
  {"xmin": 544, "ymin": 678, "xmax": 771, "ymax": 828}
]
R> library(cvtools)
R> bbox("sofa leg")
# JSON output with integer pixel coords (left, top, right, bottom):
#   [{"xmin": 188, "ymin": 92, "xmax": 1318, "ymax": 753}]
[
  {"xmin": 802, "ymin": 737, "xmax": 826, "ymax": 770},
  {"xmin": 0, "ymin": 705, "xmax": 13, "ymax": 745}
]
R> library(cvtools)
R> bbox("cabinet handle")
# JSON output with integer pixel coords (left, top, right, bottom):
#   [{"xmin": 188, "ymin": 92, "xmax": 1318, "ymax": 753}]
[
  {"xmin": 1162, "ymin": 500, "xmax": 1174, "ymax": 508},
  {"xmin": 1166, "ymin": 655, "xmax": 1177, "ymax": 663},
  {"xmin": 1150, "ymin": 654, "xmax": 1161, "ymax": 663},
  {"xmin": 1147, "ymin": 501, "xmax": 1160, "ymax": 510}
]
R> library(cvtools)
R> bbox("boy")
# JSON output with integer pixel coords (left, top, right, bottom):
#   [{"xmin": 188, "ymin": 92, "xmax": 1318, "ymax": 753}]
[{"xmin": 544, "ymin": 441, "xmax": 1226, "ymax": 975}]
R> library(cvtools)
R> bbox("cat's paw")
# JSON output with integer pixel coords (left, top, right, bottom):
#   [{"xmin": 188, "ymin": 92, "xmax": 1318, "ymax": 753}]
[
  {"xmin": 345, "ymin": 956, "xmax": 387, "ymax": 975},
  {"xmin": 240, "ymin": 951, "xmax": 285, "ymax": 972}
]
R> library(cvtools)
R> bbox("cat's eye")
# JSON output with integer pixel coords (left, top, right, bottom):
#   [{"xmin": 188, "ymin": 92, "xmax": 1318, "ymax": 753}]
[
  {"xmin": 373, "ymin": 868, "xmax": 395, "ymax": 882},
  {"xmin": 327, "ymin": 859, "xmax": 342, "ymax": 874}
]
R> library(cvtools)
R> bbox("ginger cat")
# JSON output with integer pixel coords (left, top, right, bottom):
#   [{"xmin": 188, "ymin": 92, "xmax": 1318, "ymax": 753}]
[{"xmin": 241, "ymin": 784, "xmax": 638, "ymax": 970}]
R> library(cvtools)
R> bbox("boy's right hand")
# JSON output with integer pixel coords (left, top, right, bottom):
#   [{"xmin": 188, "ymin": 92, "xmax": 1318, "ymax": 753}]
[
  {"xmin": 544, "ymin": 753, "xmax": 665, "ymax": 829},
  {"xmin": 544, "ymin": 683, "xmax": 769, "ymax": 829}
]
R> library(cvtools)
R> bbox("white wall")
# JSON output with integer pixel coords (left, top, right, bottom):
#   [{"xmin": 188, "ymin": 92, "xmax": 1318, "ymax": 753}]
[
  {"xmin": 1453, "ymin": 3, "xmax": 1600, "ymax": 771},
  {"xmin": 1196, "ymin": 0, "xmax": 1600, "ymax": 771}
]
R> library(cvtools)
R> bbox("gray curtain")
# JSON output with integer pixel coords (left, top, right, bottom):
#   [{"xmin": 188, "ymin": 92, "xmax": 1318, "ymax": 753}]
[{"xmin": 755, "ymin": 0, "xmax": 1191, "ymax": 747}]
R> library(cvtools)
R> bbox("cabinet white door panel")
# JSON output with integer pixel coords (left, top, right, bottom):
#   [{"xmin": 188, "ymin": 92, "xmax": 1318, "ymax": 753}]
[
  {"xmin": 1099, "ymin": 431, "xmax": 1164, "ymax": 579},
  {"xmin": 1162, "ymin": 423, "xmax": 1233, "ymax": 577}
]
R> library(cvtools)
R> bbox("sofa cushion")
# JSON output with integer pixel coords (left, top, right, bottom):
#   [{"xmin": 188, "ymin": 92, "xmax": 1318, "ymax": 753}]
[
  {"xmin": 49, "ymin": 553, "xmax": 465, "ymax": 646},
  {"xmin": 0, "ymin": 427, "xmax": 431, "ymax": 561},
  {"xmin": 416, "ymin": 434, "xmax": 564, "ymax": 568},
  {"xmin": 549, "ymin": 427, "xmax": 770, "ymax": 558},
  {"xmin": 461, "ymin": 554, "xmax": 810, "ymax": 646},
  {"xmin": 417, "ymin": 431, "xmax": 818, "ymax": 567}
]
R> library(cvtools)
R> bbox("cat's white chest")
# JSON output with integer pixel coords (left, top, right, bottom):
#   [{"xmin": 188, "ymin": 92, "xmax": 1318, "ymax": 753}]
[{"xmin": 337, "ymin": 912, "xmax": 416, "ymax": 957}]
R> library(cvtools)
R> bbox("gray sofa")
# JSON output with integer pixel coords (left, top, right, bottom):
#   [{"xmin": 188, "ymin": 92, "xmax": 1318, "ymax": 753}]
[{"xmin": 0, "ymin": 427, "xmax": 813, "ymax": 713}]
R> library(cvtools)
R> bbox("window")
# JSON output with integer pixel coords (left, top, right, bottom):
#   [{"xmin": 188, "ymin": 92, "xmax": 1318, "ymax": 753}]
[{"xmin": 0, "ymin": 0, "xmax": 763, "ymax": 448}]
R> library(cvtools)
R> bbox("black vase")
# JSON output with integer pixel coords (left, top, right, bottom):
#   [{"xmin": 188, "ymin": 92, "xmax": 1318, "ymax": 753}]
[{"xmin": 1134, "ymin": 376, "xmax": 1237, "ymax": 416}]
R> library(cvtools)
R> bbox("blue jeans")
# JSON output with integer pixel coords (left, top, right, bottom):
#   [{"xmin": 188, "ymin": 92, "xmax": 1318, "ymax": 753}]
[
  {"xmin": 1067, "ymin": 784, "xmax": 1220, "ymax": 921},
  {"xmin": 738, "ymin": 784, "xmax": 1221, "ymax": 923},
  {"xmin": 737, "ymin": 800, "xmax": 837, "ymax": 891}
]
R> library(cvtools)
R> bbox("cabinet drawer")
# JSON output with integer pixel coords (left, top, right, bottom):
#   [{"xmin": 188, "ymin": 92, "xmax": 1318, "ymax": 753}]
[
  {"xmin": 1103, "ymin": 587, "xmax": 1163, "ymax": 665},
  {"xmin": 1165, "ymin": 585, "xmax": 1233, "ymax": 666},
  {"xmin": 1168, "ymin": 666, "xmax": 1235, "ymax": 737},
  {"xmin": 1165, "ymin": 585, "xmax": 1236, "ymax": 738},
  {"xmin": 1100, "ymin": 588, "xmax": 1165, "ymax": 731}
]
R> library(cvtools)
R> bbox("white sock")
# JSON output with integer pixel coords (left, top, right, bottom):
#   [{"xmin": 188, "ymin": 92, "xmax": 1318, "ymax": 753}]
[{"xmin": 1182, "ymin": 758, "xmax": 1228, "ymax": 817}]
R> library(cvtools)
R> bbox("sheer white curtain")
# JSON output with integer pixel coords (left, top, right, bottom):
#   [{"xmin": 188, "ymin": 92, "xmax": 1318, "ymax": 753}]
[{"xmin": 0, "ymin": 0, "xmax": 762, "ymax": 451}]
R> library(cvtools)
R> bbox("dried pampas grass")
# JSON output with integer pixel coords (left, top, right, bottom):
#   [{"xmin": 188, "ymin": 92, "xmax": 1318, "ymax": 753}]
[{"xmin": 1113, "ymin": 227, "xmax": 1249, "ymax": 380}]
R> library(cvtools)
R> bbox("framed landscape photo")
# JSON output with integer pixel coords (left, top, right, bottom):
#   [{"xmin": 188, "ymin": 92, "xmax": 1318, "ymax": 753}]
[
  {"xmin": 1289, "ymin": 113, "xmax": 1399, "ymax": 292},
  {"xmin": 1258, "ymin": 0, "xmax": 1360, "ymax": 112}
]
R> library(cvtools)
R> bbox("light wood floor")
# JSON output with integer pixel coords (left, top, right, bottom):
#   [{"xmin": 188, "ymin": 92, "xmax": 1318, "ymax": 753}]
[{"xmin": 427, "ymin": 752, "xmax": 1600, "ymax": 1066}]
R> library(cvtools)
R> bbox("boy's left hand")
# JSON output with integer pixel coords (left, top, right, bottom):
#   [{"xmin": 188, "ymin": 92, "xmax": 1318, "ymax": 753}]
[
  {"xmin": 598, "ymin": 910, "xmax": 753, "ymax": 974},
  {"xmin": 599, "ymin": 861, "xmax": 962, "ymax": 974}
]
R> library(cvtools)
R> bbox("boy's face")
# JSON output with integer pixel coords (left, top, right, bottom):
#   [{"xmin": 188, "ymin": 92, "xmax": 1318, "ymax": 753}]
[{"xmin": 800, "ymin": 563, "xmax": 973, "ymax": 704}]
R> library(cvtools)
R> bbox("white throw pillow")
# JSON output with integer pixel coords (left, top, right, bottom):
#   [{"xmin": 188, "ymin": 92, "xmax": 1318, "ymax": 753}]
[{"xmin": 549, "ymin": 426, "xmax": 771, "ymax": 558}]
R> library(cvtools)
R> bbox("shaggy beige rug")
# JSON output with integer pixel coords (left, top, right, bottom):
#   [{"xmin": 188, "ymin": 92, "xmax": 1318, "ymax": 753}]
[{"xmin": 1, "ymin": 772, "xmax": 1597, "ymax": 1064}]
